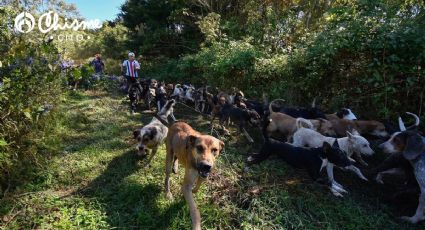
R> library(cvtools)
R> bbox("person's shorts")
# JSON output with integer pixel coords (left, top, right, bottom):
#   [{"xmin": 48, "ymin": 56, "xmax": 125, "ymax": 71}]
[{"xmin": 125, "ymin": 75, "xmax": 137, "ymax": 84}]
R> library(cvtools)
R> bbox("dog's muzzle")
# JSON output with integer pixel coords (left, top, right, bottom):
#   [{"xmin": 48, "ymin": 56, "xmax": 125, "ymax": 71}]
[
  {"xmin": 197, "ymin": 162, "xmax": 212, "ymax": 178},
  {"xmin": 137, "ymin": 145, "xmax": 147, "ymax": 156}
]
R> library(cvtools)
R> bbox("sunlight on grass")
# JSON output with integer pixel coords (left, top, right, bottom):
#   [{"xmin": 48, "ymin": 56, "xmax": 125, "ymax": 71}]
[{"xmin": 1, "ymin": 89, "xmax": 423, "ymax": 230}]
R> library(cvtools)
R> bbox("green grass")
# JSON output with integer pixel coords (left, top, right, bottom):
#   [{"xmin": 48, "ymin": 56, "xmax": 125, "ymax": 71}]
[{"xmin": 1, "ymin": 89, "xmax": 424, "ymax": 229}]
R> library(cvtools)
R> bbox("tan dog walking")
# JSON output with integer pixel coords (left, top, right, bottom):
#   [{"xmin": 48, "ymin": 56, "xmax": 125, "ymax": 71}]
[{"xmin": 164, "ymin": 122, "xmax": 224, "ymax": 230}]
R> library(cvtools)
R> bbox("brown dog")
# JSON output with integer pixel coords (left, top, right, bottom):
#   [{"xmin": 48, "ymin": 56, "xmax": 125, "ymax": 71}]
[
  {"xmin": 327, "ymin": 116, "xmax": 388, "ymax": 138},
  {"xmin": 266, "ymin": 103, "xmax": 336, "ymax": 142},
  {"xmin": 164, "ymin": 122, "xmax": 224, "ymax": 230}
]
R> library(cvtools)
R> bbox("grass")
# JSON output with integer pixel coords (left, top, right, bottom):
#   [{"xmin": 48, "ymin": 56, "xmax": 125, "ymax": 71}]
[{"xmin": 1, "ymin": 88, "xmax": 424, "ymax": 229}]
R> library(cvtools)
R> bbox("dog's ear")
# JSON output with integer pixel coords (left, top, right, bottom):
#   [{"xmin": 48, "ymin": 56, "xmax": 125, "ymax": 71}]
[
  {"xmin": 133, "ymin": 130, "xmax": 140, "ymax": 139},
  {"xmin": 346, "ymin": 131, "xmax": 354, "ymax": 139},
  {"xmin": 219, "ymin": 140, "xmax": 225, "ymax": 153},
  {"xmin": 322, "ymin": 142, "xmax": 332, "ymax": 155},
  {"xmin": 149, "ymin": 127, "xmax": 157, "ymax": 140},
  {"xmin": 403, "ymin": 133, "xmax": 425, "ymax": 160},
  {"xmin": 186, "ymin": 135, "xmax": 198, "ymax": 149}
]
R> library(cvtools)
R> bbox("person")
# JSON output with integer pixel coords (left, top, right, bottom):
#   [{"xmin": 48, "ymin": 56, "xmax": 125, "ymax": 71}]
[
  {"xmin": 90, "ymin": 54, "xmax": 105, "ymax": 74},
  {"xmin": 121, "ymin": 52, "xmax": 143, "ymax": 114},
  {"xmin": 121, "ymin": 52, "xmax": 141, "ymax": 89}
]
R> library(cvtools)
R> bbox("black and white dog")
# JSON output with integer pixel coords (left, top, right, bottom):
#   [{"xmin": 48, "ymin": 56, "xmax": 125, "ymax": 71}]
[
  {"xmin": 248, "ymin": 119, "xmax": 353, "ymax": 196},
  {"xmin": 133, "ymin": 99, "xmax": 177, "ymax": 166},
  {"xmin": 378, "ymin": 130, "xmax": 425, "ymax": 224}
]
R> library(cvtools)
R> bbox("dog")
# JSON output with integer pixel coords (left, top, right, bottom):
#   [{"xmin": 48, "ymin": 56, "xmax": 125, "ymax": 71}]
[
  {"xmin": 133, "ymin": 99, "xmax": 177, "ymax": 166},
  {"xmin": 325, "ymin": 108, "xmax": 358, "ymax": 120},
  {"xmin": 330, "ymin": 112, "xmax": 420, "ymax": 138},
  {"xmin": 209, "ymin": 92, "xmax": 229, "ymax": 126},
  {"xmin": 248, "ymin": 122, "xmax": 353, "ymax": 197},
  {"xmin": 164, "ymin": 122, "xmax": 224, "ymax": 230},
  {"xmin": 270, "ymin": 99, "xmax": 328, "ymax": 120},
  {"xmin": 193, "ymin": 87, "xmax": 207, "ymax": 113},
  {"xmin": 128, "ymin": 81, "xmax": 143, "ymax": 114},
  {"xmin": 156, "ymin": 82, "xmax": 168, "ymax": 111},
  {"xmin": 374, "ymin": 114, "xmax": 421, "ymax": 184},
  {"xmin": 218, "ymin": 104, "xmax": 261, "ymax": 143},
  {"xmin": 293, "ymin": 122, "xmax": 374, "ymax": 166},
  {"xmin": 378, "ymin": 130, "xmax": 425, "ymax": 224},
  {"xmin": 292, "ymin": 124, "xmax": 372, "ymax": 195},
  {"xmin": 266, "ymin": 101, "xmax": 336, "ymax": 142}
]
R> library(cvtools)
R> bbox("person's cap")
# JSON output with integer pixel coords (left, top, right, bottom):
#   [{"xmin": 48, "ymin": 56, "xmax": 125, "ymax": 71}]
[{"xmin": 128, "ymin": 52, "xmax": 135, "ymax": 57}]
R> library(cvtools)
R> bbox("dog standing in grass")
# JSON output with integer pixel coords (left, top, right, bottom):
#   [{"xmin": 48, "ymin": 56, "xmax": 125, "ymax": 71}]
[
  {"xmin": 164, "ymin": 122, "xmax": 224, "ymax": 230},
  {"xmin": 133, "ymin": 99, "xmax": 176, "ymax": 166}
]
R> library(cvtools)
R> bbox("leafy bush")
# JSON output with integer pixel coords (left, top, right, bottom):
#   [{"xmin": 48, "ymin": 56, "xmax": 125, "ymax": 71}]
[
  {"xmin": 145, "ymin": 1, "xmax": 425, "ymax": 124},
  {"xmin": 0, "ymin": 8, "xmax": 64, "ymax": 194}
]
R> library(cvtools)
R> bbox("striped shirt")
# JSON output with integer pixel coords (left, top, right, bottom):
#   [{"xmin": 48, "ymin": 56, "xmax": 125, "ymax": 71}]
[{"xmin": 122, "ymin": 60, "xmax": 140, "ymax": 77}]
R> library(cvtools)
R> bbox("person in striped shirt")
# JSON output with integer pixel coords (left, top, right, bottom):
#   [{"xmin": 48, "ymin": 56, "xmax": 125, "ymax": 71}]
[
  {"xmin": 121, "ymin": 52, "xmax": 141, "ymax": 86},
  {"xmin": 121, "ymin": 52, "xmax": 142, "ymax": 114}
]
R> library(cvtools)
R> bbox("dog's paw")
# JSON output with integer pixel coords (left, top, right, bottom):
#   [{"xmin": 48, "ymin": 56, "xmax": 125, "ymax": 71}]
[
  {"xmin": 332, "ymin": 183, "xmax": 347, "ymax": 194},
  {"xmin": 165, "ymin": 192, "xmax": 174, "ymax": 201},
  {"xmin": 331, "ymin": 189, "xmax": 344, "ymax": 197},
  {"xmin": 172, "ymin": 166, "xmax": 178, "ymax": 174},
  {"xmin": 375, "ymin": 174, "xmax": 384, "ymax": 184}
]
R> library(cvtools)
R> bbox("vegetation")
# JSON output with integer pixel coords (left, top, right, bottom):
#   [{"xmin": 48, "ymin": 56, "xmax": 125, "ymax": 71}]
[
  {"xmin": 1, "ymin": 0, "xmax": 425, "ymax": 229},
  {"xmin": 2, "ymin": 90, "xmax": 424, "ymax": 229}
]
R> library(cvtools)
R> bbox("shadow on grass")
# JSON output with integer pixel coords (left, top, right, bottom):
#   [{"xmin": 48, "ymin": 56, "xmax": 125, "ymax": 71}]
[{"xmin": 76, "ymin": 150, "xmax": 184, "ymax": 229}]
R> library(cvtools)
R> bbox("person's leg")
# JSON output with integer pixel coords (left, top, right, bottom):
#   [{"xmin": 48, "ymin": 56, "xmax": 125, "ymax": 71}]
[
  {"xmin": 128, "ymin": 77, "xmax": 137, "ymax": 114},
  {"xmin": 125, "ymin": 75, "xmax": 131, "ymax": 92}
]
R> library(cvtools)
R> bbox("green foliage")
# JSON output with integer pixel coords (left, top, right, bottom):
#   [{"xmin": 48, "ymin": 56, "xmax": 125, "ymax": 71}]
[
  {"xmin": 0, "ymin": 6, "xmax": 64, "ymax": 194},
  {"xmin": 144, "ymin": 0, "xmax": 425, "ymax": 122}
]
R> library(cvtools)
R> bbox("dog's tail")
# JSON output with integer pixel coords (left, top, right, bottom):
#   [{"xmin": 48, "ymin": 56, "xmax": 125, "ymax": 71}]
[
  {"xmin": 311, "ymin": 97, "xmax": 316, "ymax": 108},
  {"xmin": 158, "ymin": 99, "xmax": 175, "ymax": 115},
  {"xmin": 296, "ymin": 118, "xmax": 314, "ymax": 130},
  {"xmin": 268, "ymin": 99, "xmax": 286, "ymax": 113},
  {"xmin": 399, "ymin": 112, "xmax": 420, "ymax": 131},
  {"xmin": 155, "ymin": 99, "xmax": 177, "ymax": 127}
]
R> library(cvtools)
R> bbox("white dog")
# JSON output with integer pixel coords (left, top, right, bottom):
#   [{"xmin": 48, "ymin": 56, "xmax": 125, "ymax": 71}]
[{"xmin": 292, "ymin": 119, "xmax": 374, "ymax": 196}]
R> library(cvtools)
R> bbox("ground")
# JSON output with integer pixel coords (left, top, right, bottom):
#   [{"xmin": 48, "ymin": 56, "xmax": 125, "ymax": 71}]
[{"xmin": 1, "ymin": 88, "xmax": 424, "ymax": 230}]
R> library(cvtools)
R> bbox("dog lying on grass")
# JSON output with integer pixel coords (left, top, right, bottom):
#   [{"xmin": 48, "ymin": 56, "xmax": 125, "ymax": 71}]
[
  {"xmin": 133, "ymin": 99, "xmax": 176, "ymax": 166},
  {"xmin": 164, "ymin": 122, "xmax": 224, "ymax": 230}
]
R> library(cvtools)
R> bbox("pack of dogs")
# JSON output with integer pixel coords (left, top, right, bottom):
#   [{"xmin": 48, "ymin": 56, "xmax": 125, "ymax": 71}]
[{"xmin": 130, "ymin": 79, "xmax": 424, "ymax": 229}]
